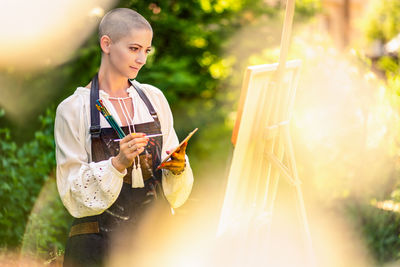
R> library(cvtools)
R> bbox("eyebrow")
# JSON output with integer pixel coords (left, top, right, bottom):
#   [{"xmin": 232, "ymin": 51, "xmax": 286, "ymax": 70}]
[{"xmin": 129, "ymin": 43, "xmax": 152, "ymax": 48}]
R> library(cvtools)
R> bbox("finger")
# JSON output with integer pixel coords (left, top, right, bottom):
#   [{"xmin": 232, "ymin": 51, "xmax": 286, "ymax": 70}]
[
  {"xmin": 159, "ymin": 159, "xmax": 185, "ymax": 169},
  {"xmin": 127, "ymin": 142, "xmax": 148, "ymax": 153},
  {"xmin": 167, "ymin": 144, "xmax": 180, "ymax": 155},
  {"xmin": 171, "ymin": 153, "xmax": 185, "ymax": 162},
  {"xmin": 181, "ymin": 142, "xmax": 188, "ymax": 152},
  {"xmin": 126, "ymin": 146, "xmax": 145, "ymax": 161},
  {"xmin": 120, "ymin": 132, "xmax": 146, "ymax": 144},
  {"xmin": 126, "ymin": 137, "xmax": 149, "ymax": 148},
  {"xmin": 162, "ymin": 160, "xmax": 184, "ymax": 168},
  {"xmin": 176, "ymin": 142, "xmax": 187, "ymax": 155},
  {"xmin": 158, "ymin": 164, "xmax": 182, "ymax": 172},
  {"xmin": 135, "ymin": 146, "xmax": 145, "ymax": 156},
  {"xmin": 158, "ymin": 163, "xmax": 184, "ymax": 174},
  {"xmin": 174, "ymin": 142, "xmax": 187, "ymax": 154},
  {"xmin": 132, "ymin": 137, "xmax": 149, "ymax": 145},
  {"xmin": 173, "ymin": 145, "xmax": 186, "ymax": 158},
  {"xmin": 132, "ymin": 132, "xmax": 146, "ymax": 138}
]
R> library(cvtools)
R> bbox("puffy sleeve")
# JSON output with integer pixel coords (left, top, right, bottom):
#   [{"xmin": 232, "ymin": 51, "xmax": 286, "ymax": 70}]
[
  {"xmin": 161, "ymin": 157, "xmax": 194, "ymax": 209},
  {"xmin": 54, "ymin": 94, "xmax": 126, "ymax": 218},
  {"xmin": 142, "ymin": 84, "xmax": 194, "ymax": 209}
]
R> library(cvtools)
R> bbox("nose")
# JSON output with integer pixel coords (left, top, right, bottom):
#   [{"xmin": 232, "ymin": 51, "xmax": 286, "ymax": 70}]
[{"xmin": 136, "ymin": 51, "xmax": 147, "ymax": 65}]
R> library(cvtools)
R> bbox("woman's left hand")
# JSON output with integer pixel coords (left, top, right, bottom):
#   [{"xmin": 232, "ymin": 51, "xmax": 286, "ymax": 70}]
[{"xmin": 158, "ymin": 142, "xmax": 187, "ymax": 175}]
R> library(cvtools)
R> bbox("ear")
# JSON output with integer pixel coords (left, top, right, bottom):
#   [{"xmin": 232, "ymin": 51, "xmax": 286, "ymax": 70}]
[{"xmin": 100, "ymin": 35, "xmax": 112, "ymax": 54}]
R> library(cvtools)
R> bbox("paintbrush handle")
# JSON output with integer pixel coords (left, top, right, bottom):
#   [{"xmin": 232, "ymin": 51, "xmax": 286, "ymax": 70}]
[{"xmin": 96, "ymin": 100, "xmax": 126, "ymax": 138}]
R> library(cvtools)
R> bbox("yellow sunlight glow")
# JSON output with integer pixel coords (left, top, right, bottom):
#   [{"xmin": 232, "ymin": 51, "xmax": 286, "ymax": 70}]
[{"xmin": 0, "ymin": 0, "xmax": 115, "ymax": 70}]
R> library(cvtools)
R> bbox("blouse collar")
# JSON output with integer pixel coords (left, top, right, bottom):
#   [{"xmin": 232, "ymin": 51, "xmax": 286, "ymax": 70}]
[
  {"xmin": 75, "ymin": 80, "xmax": 140, "ymax": 99},
  {"xmin": 126, "ymin": 80, "xmax": 139, "ymax": 98}
]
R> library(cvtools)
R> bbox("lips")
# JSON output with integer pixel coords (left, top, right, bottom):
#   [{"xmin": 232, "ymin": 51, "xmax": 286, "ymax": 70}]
[{"xmin": 130, "ymin": 66, "xmax": 139, "ymax": 71}]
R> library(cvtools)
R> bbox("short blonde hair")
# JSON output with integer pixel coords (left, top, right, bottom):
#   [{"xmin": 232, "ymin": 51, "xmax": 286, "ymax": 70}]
[{"xmin": 98, "ymin": 8, "xmax": 152, "ymax": 42}]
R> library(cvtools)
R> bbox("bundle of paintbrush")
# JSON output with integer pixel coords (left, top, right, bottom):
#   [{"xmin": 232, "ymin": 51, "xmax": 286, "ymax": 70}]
[{"xmin": 95, "ymin": 99, "xmax": 126, "ymax": 138}]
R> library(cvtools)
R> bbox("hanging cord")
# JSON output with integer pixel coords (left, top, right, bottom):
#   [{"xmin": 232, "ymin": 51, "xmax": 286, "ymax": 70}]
[
  {"xmin": 108, "ymin": 96, "xmax": 135, "ymax": 133},
  {"xmin": 118, "ymin": 97, "xmax": 136, "ymax": 134},
  {"xmin": 120, "ymin": 97, "xmax": 146, "ymax": 159},
  {"xmin": 109, "ymin": 96, "xmax": 144, "ymax": 188}
]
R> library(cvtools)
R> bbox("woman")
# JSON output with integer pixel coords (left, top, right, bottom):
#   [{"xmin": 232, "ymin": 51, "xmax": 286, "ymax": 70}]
[{"xmin": 54, "ymin": 8, "xmax": 194, "ymax": 266}]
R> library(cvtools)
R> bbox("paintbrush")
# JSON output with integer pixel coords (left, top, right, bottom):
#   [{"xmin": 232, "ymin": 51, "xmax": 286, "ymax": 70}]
[{"xmin": 95, "ymin": 99, "xmax": 126, "ymax": 138}]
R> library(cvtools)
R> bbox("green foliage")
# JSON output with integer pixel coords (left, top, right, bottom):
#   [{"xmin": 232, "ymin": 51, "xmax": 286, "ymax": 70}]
[
  {"xmin": 346, "ymin": 1, "xmax": 400, "ymax": 263},
  {"xmin": 365, "ymin": 0, "xmax": 400, "ymax": 42},
  {"xmin": 295, "ymin": 0, "xmax": 321, "ymax": 18},
  {"xmin": 361, "ymin": 0, "xmax": 400, "ymax": 111},
  {"xmin": 377, "ymin": 56, "xmax": 400, "ymax": 76},
  {"xmin": 21, "ymin": 178, "xmax": 71, "ymax": 260},
  {"xmin": 0, "ymin": 108, "xmax": 59, "ymax": 248},
  {"xmin": 344, "ymin": 201, "xmax": 400, "ymax": 264}
]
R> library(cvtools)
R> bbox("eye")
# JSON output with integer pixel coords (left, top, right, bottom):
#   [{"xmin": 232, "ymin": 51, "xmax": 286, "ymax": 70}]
[
  {"xmin": 129, "ymin": 47, "xmax": 139, "ymax": 52},
  {"xmin": 146, "ymin": 49, "xmax": 152, "ymax": 54}
]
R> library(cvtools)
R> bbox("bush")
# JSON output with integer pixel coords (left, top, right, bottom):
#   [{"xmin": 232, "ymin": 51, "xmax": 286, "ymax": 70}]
[
  {"xmin": 344, "ymin": 200, "xmax": 400, "ymax": 264},
  {"xmin": 0, "ymin": 108, "xmax": 71, "ymax": 255},
  {"xmin": 21, "ymin": 177, "xmax": 71, "ymax": 261}
]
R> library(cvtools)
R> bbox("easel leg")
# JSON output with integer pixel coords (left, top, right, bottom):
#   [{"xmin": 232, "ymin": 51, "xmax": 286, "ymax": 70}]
[{"xmin": 284, "ymin": 126, "xmax": 316, "ymax": 266}]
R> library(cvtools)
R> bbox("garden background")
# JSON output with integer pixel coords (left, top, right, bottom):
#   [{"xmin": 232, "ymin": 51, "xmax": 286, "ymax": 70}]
[{"xmin": 2, "ymin": 0, "xmax": 400, "ymax": 265}]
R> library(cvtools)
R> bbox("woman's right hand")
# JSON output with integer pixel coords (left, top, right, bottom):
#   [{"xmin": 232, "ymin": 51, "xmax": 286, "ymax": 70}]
[{"xmin": 111, "ymin": 133, "xmax": 149, "ymax": 172}]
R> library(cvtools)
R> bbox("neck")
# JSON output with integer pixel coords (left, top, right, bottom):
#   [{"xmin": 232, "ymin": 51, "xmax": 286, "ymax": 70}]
[{"xmin": 98, "ymin": 60, "xmax": 131, "ymax": 97}]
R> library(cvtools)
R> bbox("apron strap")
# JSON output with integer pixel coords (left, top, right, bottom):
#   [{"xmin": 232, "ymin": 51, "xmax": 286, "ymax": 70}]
[
  {"xmin": 130, "ymin": 81, "xmax": 160, "ymax": 122},
  {"xmin": 90, "ymin": 74, "xmax": 101, "ymax": 139},
  {"xmin": 89, "ymin": 74, "xmax": 105, "ymax": 163}
]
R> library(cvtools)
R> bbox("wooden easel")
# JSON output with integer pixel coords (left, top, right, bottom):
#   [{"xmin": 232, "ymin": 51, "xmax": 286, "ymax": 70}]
[{"xmin": 218, "ymin": 0, "xmax": 315, "ymax": 265}]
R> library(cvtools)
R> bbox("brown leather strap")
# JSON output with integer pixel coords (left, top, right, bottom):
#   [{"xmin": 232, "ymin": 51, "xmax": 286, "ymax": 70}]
[
  {"xmin": 130, "ymin": 81, "xmax": 160, "ymax": 122},
  {"xmin": 69, "ymin": 221, "xmax": 100, "ymax": 237}
]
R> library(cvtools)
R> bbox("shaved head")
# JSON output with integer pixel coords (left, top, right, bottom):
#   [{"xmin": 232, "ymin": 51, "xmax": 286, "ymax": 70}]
[{"xmin": 98, "ymin": 8, "xmax": 152, "ymax": 43}]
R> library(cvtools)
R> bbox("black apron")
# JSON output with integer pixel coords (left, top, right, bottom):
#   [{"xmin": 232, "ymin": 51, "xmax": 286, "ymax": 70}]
[{"xmin": 63, "ymin": 75, "xmax": 167, "ymax": 267}]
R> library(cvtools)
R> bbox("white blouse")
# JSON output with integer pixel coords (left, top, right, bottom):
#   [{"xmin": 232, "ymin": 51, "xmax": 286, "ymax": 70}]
[{"xmin": 54, "ymin": 80, "xmax": 194, "ymax": 218}]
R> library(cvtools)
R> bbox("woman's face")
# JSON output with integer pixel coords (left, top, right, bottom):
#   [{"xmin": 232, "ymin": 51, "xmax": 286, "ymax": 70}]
[{"xmin": 107, "ymin": 28, "xmax": 153, "ymax": 79}]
